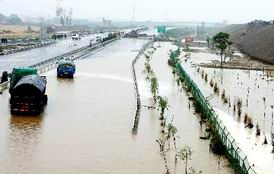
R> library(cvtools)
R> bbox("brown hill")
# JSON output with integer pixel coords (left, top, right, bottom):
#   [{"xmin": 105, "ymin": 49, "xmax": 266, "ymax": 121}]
[{"xmin": 215, "ymin": 22, "xmax": 274, "ymax": 64}]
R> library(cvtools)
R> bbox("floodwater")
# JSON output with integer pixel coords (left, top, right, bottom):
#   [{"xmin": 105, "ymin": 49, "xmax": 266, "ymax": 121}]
[
  {"xmin": 181, "ymin": 46, "xmax": 274, "ymax": 173},
  {"xmin": 0, "ymin": 32, "xmax": 109, "ymax": 73},
  {"xmin": 0, "ymin": 39, "xmax": 233, "ymax": 174}
]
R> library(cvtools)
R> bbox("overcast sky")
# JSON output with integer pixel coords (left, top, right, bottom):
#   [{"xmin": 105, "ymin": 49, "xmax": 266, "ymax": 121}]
[{"xmin": 0, "ymin": 0, "xmax": 273, "ymax": 23}]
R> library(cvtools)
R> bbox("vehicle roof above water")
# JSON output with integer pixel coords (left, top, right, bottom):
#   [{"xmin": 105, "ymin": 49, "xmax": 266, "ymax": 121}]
[
  {"xmin": 10, "ymin": 67, "xmax": 38, "ymax": 92},
  {"xmin": 11, "ymin": 74, "xmax": 47, "ymax": 95},
  {"xmin": 12, "ymin": 67, "xmax": 37, "ymax": 75},
  {"xmin": 57, "ymin": 59, "xmax": 76, "ymax": 67}
]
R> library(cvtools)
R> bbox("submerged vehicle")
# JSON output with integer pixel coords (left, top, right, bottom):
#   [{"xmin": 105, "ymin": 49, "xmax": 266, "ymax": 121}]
[
  {"xmin": 57, "ymin": 59, "xmax": 76, "ymax": 78},
  {"xmin": 9, "ymin": 68, "xmax": 47, "ymax": 115}
]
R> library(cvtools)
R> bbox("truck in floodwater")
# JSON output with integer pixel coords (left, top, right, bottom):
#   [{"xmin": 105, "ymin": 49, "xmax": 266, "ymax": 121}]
[
  {"xmin": 9, "ymin": 68, "xmax": 47, "ymax": 115},
  {"xmin": 57, "ymin": 59, "xmax": 76, "ymax": 78},
  {"xmin": 72, "ymin": 34, "xmax": 81, "ymax": 40}
]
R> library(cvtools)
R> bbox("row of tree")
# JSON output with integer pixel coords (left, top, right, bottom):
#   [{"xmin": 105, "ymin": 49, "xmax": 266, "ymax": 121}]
[{"xmin": 143, "ymin": 46, "xmax": 202, "ymax": 174}]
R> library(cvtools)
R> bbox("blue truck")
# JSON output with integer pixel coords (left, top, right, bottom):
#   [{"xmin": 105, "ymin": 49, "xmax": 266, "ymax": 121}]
[{"xmin": 57, "ymin": 59, "xmax": 76, "ymax": 78}]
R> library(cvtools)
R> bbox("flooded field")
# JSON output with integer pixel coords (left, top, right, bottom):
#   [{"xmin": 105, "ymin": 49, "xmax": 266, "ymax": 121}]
[
  {"xmin": 181, "ymin": 46, "xmax": 274, "ymax": 173},
  {"xmin": 0, "ymin": 39, "xmax": 233, "ymax": 174}
]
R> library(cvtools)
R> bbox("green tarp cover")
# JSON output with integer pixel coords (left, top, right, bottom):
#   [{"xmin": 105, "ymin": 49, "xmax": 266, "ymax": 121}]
[
  {"xmin": 11, "ymin": 74, "xmax": 46, "ymax": 95},
  {"xmin": 9, "ymin": 67, "xmax": 37, "ymax": 93}
]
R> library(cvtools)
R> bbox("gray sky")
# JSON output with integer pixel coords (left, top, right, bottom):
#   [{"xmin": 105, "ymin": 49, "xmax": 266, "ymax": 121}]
[{"xmin": 0, "ymin": 0, "xmax": 273, "ymax": 23}]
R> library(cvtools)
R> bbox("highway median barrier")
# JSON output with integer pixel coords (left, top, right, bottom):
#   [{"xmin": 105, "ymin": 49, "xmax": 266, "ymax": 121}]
[{"xmin": 132, "ymin": 40, "xmax": 154, "ymax": 135}]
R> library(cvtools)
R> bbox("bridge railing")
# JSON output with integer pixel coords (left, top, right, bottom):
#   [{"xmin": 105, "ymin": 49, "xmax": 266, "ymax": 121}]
[{"xmin": 175, "ymin": 63, "xmax": 256, "ymax": 174}]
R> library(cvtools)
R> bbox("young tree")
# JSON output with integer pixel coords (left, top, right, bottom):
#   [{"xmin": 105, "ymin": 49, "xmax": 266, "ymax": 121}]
[
  {"xmin": 157, "ymin": 96, "xmax": 168, "ymax": 120},
  {"xmin": 168, "ymin": 48, "xmax": 181, "ymax": 68},
  {"xmin": 177, "ymin": 146, "xmax": 193, "ymax": 174},
  {"xmin": 150, "ymin": 77, "xmax": 159, "ymax": 101},
  {"xmin": 206, "ymin": 37, "xmax": 211, "ymax": 48},
  {"xmin": 167, "ymin": 123, "xmax": 178, "ymax": 150},
  {"xmin": 156, "ymin": 138, "xmax": 170, "ymax": 174},
  {"xmin": 212, "ymin": 32, "xmax": 232, "ymax": 66}
]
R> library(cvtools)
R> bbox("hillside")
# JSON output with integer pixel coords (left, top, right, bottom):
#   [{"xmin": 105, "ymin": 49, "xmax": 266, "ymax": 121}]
[
  {"xmin": 0, "ymin": 13, "xmax": 23, "ymax": 25},
  {"xmin": 212, "ymin": 22, "xmax": 274, "ymax": 64}
]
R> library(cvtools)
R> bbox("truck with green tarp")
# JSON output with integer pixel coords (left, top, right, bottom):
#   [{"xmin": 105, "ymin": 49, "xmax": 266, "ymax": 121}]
[{"xmin": 9, "ymin": 67, "xmax": 47, "ymax": 115}]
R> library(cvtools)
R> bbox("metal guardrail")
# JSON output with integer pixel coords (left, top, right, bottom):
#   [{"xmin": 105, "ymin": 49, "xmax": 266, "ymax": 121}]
[
  {"xmin": 175, "ymin": 62, "xmax": 256, "ymax": 174},
  {"xmin": 132, "ymin": 40, "xmax": 154, "ymax": 135},
  {"xmin": 1, "ymin": 41, "xmax": 56, "ymax": 55},
  {"xmin": 0, "ymin": 81, "xmax": 8, "ymax": 93},
  {"xmin": 29, "ymin": 37, "xmax": 119, "ymax": 73},
  {"xmin": 0, "ymin": 37, "xmax": 120, "ymax": 92}
]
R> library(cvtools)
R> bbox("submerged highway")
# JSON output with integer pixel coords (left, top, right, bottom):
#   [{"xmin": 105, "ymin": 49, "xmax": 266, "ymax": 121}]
[
  {"xmin": 0, "ymin": 33, "xmax": 109, "ymax": 73},
  {"xmin": 0, "ymin": 37, "xmax": 233, "ymax": 174}
]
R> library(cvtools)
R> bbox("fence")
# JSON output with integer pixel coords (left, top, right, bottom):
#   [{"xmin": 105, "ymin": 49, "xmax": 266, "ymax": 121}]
[{"xmin": 175, "ymin": 63, "xmax": 256, "ymax": 174}]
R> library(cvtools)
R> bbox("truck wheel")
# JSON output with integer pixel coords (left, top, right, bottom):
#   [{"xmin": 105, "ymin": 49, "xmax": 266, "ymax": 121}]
[
  {"xmin": 10, "ymin": 106, "xmax": 15, "ymax": 115},
  {"xmin": 43, "ymin": 95, "xmax": 48, "ymax": 104},
  {"xmin": 35, "ymin": 108, "xmax": 42, "ymax": 115}
]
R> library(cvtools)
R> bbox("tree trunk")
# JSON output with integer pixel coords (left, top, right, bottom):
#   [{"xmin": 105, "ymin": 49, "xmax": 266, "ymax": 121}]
[
  {"xmin": 164, "ymin": 155, "xmax": 170, "ymax": 174},
  {"xmin": 220, "ymin": 53, "xmax": 223, "ymax": 67},
  {"xmin": 185, "ymin": 155, "xmax": 188, "ymax": 174}
]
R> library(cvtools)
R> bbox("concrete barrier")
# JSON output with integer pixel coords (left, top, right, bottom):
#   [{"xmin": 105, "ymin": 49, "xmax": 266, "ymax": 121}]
[
  {"xmin": 0, "ymin": 41, "xmax": 56, "ymax": 56},
  {"xmin": 131, "ymin": 40, "xmax": 154, "ymax": 135},
  {"xmin": 0, "ymin": 81, "xmax": 8, "ymax": 93}
]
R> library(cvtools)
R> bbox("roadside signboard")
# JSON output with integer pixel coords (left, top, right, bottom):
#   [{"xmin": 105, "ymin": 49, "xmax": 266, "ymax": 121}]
[{"xmin": 157, "ymin": 26, "xmax": 166, "ymax": 33}]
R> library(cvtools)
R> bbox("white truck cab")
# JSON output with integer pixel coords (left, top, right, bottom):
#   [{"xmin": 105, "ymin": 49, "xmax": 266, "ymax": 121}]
[{"xmin": 72, "ymin": 34, "xmax": 81, "ymax": 40}]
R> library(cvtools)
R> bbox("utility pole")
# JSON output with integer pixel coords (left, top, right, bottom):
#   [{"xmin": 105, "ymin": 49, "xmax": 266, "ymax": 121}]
[
  {"xmin": 39, "ymin": 18, "xmax": 46, "ymax": 42},
  {"xmin": 103, "ymin": 18, "xmax": 111, "ymax": 32},
  {"xmin": 131, "ymin": 4, "xmax": 136, "ymax": 23}
]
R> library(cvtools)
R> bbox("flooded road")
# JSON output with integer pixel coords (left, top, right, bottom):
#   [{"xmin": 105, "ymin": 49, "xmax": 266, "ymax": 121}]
[
  {"xmin": 0, "ymin": 33, "xmax": 109, "ymax": 73},
  {"xmin": 0, "ymin": 39, "xmax": 233, "ymax": 174}
]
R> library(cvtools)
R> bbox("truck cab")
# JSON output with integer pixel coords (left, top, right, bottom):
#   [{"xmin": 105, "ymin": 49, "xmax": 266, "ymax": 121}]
[
  {"xmin": 72, "ymin": 34, "xmax": 81, "ymax": 40},
  {"xmin": 95, "ymin": 36, "xmax": 103, "ymax": 43},
  {"xmin": 90, "ymin": 38, "xmax": 97, "ymax": 47},
  {"xmin": 57, "ymin": 59, "xmax": 76, "ymax": 78}
]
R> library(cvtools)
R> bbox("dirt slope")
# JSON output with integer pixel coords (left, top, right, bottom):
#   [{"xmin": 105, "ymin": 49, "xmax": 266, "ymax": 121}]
[{"xmin": 216, "ymin": 23, "xmax": 274, "ymax": 64}]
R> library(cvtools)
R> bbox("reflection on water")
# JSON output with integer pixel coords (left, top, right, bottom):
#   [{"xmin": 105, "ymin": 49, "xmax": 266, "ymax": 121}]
[
  {"xmin": 0, "ymin": 39, "xmax": 233, "ymax": 174},
  {"xmin": 135, "ymin": 42, "xmax": 233, "ymax": 174},
  {"xmin": 56, "ymin": 77, "xmax": 75, "ymax": 83},
  {"xmin": 7, "ymin": 116, "xmax": 43, "ymax": 174}
]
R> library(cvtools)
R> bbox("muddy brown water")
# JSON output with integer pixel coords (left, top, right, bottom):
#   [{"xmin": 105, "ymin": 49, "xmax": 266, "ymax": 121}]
[{"xmin": 0, "ymin": 39, "xmax": 233, "ymax": 174}]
